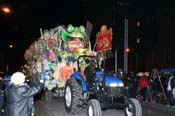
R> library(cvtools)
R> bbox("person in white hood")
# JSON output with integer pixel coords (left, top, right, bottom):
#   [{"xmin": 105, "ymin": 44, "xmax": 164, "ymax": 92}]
[{"xmin": 4, "ymin": 72, "xmax": 44, "ymax": 116}]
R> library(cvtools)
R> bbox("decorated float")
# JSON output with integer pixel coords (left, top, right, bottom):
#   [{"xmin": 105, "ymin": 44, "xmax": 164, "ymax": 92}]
[
  {"xmin": 95, "ymin": 25, "xmax": 113, "ymax": 71},
  {"xmin": 24, "ymin": 24, "xmax": 94, "ymax": 97},
  {"xmin": 23, "ymin": 24, "xmax": 113, "ymax": 100}
]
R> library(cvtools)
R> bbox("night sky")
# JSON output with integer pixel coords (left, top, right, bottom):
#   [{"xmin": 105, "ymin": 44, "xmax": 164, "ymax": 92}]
[
  {"xmin": 0, "ymin": 0, "xmax": 85, "ymax": 47},
  {"xmin": 0, "ymin": 0, "xmax": 86, "ymax": 71},
  {"xmin": 0, "ymin": 0, "xmax": 172, "ymax": 72}
]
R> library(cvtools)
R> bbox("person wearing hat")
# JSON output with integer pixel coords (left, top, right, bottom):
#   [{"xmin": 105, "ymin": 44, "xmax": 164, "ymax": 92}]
[{"xmin": 4, "ymin": 72, "xmax": 44, "ymax": 116}]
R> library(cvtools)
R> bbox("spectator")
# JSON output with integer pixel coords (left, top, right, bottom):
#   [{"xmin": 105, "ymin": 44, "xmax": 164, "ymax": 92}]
[
  {"xmin": 123, "ymin": 74, "xmax": 132, "ymax": 98},
  {"xmin": 4, "ymin": 72, "xmax": 44, "ymax": 116},
  {"xmin": 150, "ymin": 69, "xmax": 161, "ymax": 103},
  {"xmin": 0, "ymin": 77, "xmax": 3, "ymax": 114},
  {"xmin": 129, "ymin": 71, "xmax": 138, "ymax": 98},
  {"xmin": 139, "ymin": 73, "xmax": 149, "ymax": 101},
  {"xmin": 167, "ymin": 73, "xmax": 175, "ymax": 106}
]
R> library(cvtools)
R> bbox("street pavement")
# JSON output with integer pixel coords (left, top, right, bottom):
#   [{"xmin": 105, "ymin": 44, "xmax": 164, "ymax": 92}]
[
  {"xmin": 142, "ymin": 102, "xmax": 175, "ymax": 116},
  {"xmin": 35, "ymin": 97, "xmax": 175, "ymax": 116},
  {"xmin": 35, "ymin": 97, "xmax": 124, "ymax": 116}
]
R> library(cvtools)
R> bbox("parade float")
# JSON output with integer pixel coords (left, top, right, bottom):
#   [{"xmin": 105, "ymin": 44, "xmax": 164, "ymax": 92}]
[
  {"xmin": 95, "ymin": 25, "xmax": 113, "ymax": 72},
  {"xmin": 24, "ymin": 24, "xmax": 143, "ymax": 116},
  {"xmin": 24, "ymin": 24, "xmax": 95, "ymax": 99},
  {"xmin": 23, "ymin": 23, "xmax": 114, "ymax": 100},
  {"xmin": 95, "ymin": 25, "xmax": 112, "ymax": 52}
]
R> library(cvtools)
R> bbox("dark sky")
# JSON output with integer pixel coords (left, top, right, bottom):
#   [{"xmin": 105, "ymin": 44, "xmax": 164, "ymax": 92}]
[
  {"xmin": 0, "ymin": 0, "xmax": 85, "ymax": 47},
  {"xmin": 0, "ymin": 0, "xmax": 167, "ymax": 72},
  {"xmin": 0, "ymin": 0, "xmax": 86, "ymax": 72},
  {"xmin": 0, "ymin": 0, "xmax": 161, "ymax": 48}
]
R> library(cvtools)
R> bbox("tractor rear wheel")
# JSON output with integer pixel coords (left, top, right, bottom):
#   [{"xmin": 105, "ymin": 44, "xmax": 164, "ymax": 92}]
[{"xmin": 64, "ymin": 78, "xmax": 83, "ymax": 114}]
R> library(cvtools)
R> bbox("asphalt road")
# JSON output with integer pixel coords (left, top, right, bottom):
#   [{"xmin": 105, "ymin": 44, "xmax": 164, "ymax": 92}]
[
  {"xmin": 35, "ymin": 97, "xmax": 175, "ymax": 116},
  {"xmin": 35, "ymin": 97, "xmax": 124, "ymax": 116}
]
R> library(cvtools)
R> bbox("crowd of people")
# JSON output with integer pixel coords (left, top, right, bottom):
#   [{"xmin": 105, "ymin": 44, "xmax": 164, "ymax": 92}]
[
  {"xmin": 123, "ymin": 69, "xmax": 175, "ymax": 106},
  {"xmin": 101, "ymin": 52, "xmax": 175, "ymax": 106}
]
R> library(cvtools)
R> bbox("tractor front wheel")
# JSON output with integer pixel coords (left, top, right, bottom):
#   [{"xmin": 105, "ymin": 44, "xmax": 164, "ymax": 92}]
[
  {"xmin": 124, "ymin": 98, "xmax": 142, "ymax": 116},
  {"xmin": 87, "ymin": 99, "xmax": 102, "ymax": 116}
]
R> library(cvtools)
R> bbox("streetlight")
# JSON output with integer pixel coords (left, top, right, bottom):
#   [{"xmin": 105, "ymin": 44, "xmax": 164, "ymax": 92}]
[
  {"xmin": 137, "ymin": 37, "xmax": 141, "ymax": 44},
  {"xmin": 126, "ymin": 48, "xmax": 131, "ymax": 53},
  {"xmin": 137, "ymin": 21, "xmax": 141, "ymax": 27},
  {"xmin": 9, "ymin": 44, "xmax": 14, "ymax": 48},
  {"xmin": 1, "ymin": 6, "xmax": 11, "ymax": 14}
]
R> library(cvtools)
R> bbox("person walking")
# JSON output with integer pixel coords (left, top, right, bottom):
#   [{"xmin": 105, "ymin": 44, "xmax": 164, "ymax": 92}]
[{"xmin": 4, "ymin": 72, "xmax": 44, "ymax": 116}]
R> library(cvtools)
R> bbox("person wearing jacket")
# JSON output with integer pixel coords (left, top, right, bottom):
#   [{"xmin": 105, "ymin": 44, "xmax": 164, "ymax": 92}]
[
  {"xmin": 4, "ymin": 72, "xmax": 44, "ymax": 116},
  {"xmin": 139, "ymin": 73, "xmax": 149, "ymax": 101}
]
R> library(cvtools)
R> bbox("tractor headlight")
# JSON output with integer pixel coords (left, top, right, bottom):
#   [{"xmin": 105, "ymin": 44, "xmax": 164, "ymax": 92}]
[
  {"xmin": 109, "ymin": 83, "xmax": 118, "ymax": 87},
  {"xmin": 109, "ymin": 83, "xmax": 124, "ymax": 87},
  {"xmin": 118, "ymin": 83, "xmax": 124, "ymax": 87}
]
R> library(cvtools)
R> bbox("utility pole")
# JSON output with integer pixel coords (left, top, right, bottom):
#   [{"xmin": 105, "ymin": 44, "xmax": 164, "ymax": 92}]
[
  {"xmin": 113, "ymin": 0, "xmax": 131, "ymax": 75},
  {"xmin": 115, "ymin": 49, "xmax": 118, "ymax": 76},
  {"xmin": 124, "ymin": 18, "xmax": 128, "ymax": 74}
]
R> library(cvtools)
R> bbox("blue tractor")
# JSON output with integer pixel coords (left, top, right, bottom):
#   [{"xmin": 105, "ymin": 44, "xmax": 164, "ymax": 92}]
[{"xmin": 64, "ymin": 55, "xmax": 142, "ymax": 116}]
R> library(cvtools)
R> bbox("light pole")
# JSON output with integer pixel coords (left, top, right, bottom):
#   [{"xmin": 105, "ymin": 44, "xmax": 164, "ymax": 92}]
[
  {"xmin": 124, "ymin": 18, "xmax": 128, "ymax": 74},
  {"xmin": 136, "ymin": 37, "xmax": 141, "ymax": 73}
]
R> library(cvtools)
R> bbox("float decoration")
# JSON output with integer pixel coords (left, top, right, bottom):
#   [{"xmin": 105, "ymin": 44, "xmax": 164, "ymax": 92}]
[
  {"xmin": 96, "ymin": 25, "xmax": 112, "ymax": 52},
  {"xmin": 24, "ymin": 24, "xmax": 95, "ymax": 91}
]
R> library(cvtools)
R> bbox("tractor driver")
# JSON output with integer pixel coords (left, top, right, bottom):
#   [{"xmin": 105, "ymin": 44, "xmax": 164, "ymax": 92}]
[{"xmin": 84, "ymin": 59, "xmax": 97, "ymax": 84}]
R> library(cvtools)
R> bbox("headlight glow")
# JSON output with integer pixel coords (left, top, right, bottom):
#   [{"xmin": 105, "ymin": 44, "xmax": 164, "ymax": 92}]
[
  {"xmin": 109, "ymin": 83, "xmax": 118, "ymax": 87},
  {"xmin": 109, "ymin": 82, "xmax": 124, "ymax": 87},
  {"xmin": 118, "ymin": 83, "xmax": 124, "ymax": 87}
]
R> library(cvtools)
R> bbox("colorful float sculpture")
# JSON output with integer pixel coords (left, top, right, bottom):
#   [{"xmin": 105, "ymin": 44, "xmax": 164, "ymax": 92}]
[
  {"xmin": 24, "ymin": 24, "xmax": 93, "ymax": 91},
  {"xmin": 96, "ymin": 25, "xmax": 112, "ymax": 52},
  {"xmin": 95, "ymin": 25, "xmax": 113, "ymax": 69}
]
